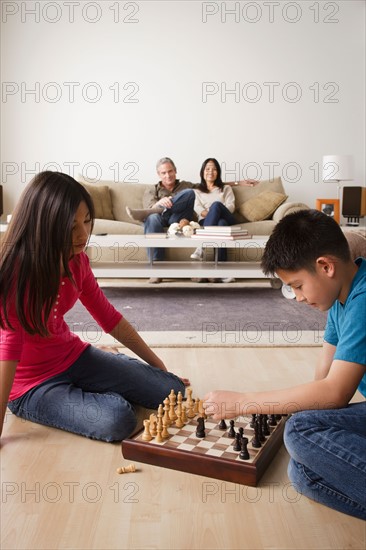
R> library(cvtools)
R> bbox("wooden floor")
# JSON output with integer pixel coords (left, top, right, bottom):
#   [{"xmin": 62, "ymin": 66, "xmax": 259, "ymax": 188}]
[{"xmin": 1, "ymin": 347, "xmax": 365, "ymax": 550}]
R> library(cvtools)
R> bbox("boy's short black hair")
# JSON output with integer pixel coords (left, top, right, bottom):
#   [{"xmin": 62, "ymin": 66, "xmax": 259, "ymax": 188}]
[{"xmin": 261, "ymin": 209, "xmax": 351, "ymax": 276}]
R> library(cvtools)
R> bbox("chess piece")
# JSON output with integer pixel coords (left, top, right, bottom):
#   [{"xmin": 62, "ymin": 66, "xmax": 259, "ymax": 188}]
[
  {"xmin": 262, "ymin": 414, "xmax": 270, "ymax": 436},
  {"xmin": 269, "ymin": 414, "xmax": 277, "ymax": 426},
  {"xmin": 116, "ymin": 463, "xmax": 136, "ymax": 474},
  {"xmin": 198, "ymin": 399, "xmax": 207, "ymax": 419},
  {"xmin": 162, "ymin": 417, "xmax": 169, "ymax": 439},
  {"xmin": 142, "ymin": 419, "xmax": 153, "ymax": 441},
  {"xmin": 186, "ymin": 388, "xmax": 195, "ymax": 418},
  {"xmin": 175, "ymin": 405, "xmax": 184, "ymax": 428},
  {"xmin": 193, "ymin": 398, "xmax": 200, "ymax": 415},
  {"xmin": 149, "ymin": 413, "xmax": 157, "ymax": 437},
  {"xmin": 251, "ymin": 420, "xmax": 262, "ymax": 448},
  {"xmin": 169, "ymin": 390, "xmax": 177, "ymax": 422},
  {"xmin": 196, "ymin": 416, "xmax": 206, "ymax": 438},
  {"xmin": 219, "ymin": 419, "xmax": 227, "ymax": 430},
  {"xmin": 258, "ymin": 416, "xmax": 265, "ymax": 442},
  {"xmin": 233, "ymin": 433, "xmax": 241, "ymax": 452},
  {"xmin": 250, "ymin": 414, "xmax": 257, "ymax": 428},
  {"xmin": 155, "ymin": 405, "xmax": 164, "ymax": 443},
  {"xmin": 182, "ymin": 404, "xmax": 188, "ymax": 423},
  {"xmin": 163, "ymin": 397, "xmax": 171, "ymax": 426},
  {"xmin": 239, "ymin": 437, "xmax": 250, "ymax": 460},
  {"xmin": 175, "ymin": 391, "xmax": 184, "ymax": 427},
  {"xmin": 228, "ymin": 420, "xmax": 236, "ymax": 438}
]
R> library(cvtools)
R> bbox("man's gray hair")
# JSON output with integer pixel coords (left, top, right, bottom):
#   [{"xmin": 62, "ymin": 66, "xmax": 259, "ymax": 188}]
[{"xmin": 156, "ymin": 157, "xmax": 176, "ymax": 171}]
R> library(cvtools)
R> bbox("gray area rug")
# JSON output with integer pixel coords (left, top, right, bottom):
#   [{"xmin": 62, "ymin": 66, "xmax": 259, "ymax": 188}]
[{"xmin": 65, "ymin": 287, "xmax": 327, "ymax": 333}]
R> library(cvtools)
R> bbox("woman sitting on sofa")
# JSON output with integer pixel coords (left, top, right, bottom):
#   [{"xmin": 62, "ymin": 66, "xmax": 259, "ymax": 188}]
[{"xmin": 191, "ymin": 158, "xmax": 237, "ymax": 281}]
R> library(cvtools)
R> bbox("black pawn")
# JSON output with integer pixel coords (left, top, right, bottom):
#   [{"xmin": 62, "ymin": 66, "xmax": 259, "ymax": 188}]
[
  {"xmin": 233, "ymin": 433, "xmax": 241, "ymax": 452},
  {"xmin": 219, "ymin": 419, "xmax": 227, "ymax": 430},
  {"xmin": 228, "ymin": 420, "xmax": 236, "ymax": 438},
  {"xmin": 238, "ymin": 427, "xmax": 244, "ymax": 439},
  {"xmin": 239, "ymin": 437, "xmax": 250, "ymax": 460},
  {"xmin": 196, "ymin": 417, "xmax": 206, "ymax": 438},
  {"xmin": 269, "ymin": 414, "xmax": 277, "ymax": 426}
]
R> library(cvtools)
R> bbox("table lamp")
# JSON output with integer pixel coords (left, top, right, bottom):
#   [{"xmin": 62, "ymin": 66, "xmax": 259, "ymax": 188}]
[{"xmin": 322, "ymin": 154, "xmax": 354, "ymax": 201}]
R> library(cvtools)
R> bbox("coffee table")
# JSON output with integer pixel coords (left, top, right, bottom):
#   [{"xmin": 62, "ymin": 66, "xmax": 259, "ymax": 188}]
[{"xmin": 87, "ymin": 234, "xmax": 281, "ymax": 286}]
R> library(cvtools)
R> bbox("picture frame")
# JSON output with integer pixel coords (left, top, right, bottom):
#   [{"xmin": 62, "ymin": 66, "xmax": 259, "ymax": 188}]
[{"xmin": 315, "ymin": 198, "xmax": 340, "ymax": 224}]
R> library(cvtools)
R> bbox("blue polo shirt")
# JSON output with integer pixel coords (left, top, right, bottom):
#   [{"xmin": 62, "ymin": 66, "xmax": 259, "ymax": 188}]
[{"xmin": 324, "ymin": 258, "xmax": 366, "ymax": 398}]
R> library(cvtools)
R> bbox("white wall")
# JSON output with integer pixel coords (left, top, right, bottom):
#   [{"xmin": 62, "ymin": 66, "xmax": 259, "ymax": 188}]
[{"xmin": 1, "ymin": 0, "xmax": 365, "ymax": 223}]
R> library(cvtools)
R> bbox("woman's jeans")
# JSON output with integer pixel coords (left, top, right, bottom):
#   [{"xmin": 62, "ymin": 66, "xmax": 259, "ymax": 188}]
[
  {"xmin": 201, "ymin": 201, "xmax": 237, "ymax": 261},
  {"xmin": 284, "ymin": 402, "xmax": 366, "ymax": 520},
  {"xmin": 8, "ymin": 346, "xmax": 185, "ymax": 442}
]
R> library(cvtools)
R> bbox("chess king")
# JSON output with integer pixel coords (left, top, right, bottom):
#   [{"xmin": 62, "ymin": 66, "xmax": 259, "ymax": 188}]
[{"xmin": 203, "ymin": 210, "xmax": 366, "ymax": 521}]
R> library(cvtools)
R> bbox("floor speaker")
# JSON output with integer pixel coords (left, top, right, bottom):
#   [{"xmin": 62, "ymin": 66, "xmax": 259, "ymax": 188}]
[{"xmin": 342, "ymin": 186, "xmax": 366, "ymax": 225}]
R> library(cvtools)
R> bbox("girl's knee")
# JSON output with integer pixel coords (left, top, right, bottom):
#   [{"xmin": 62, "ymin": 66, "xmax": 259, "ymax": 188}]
[{"xmin": 100, "ymin": 406, "xmax": 137, "ymax": 442}]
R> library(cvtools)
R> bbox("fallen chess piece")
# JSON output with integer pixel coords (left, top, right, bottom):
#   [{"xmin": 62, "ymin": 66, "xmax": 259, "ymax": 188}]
[{"xmin": 116, "ymin": 464, "xmax": 136, "ymax": 474}]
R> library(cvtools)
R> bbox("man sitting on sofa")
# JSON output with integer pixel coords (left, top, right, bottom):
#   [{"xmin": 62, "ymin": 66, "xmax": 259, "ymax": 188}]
[{"xmin": 126, "ymin": 157, "xmax": 256, "ymax": 283}]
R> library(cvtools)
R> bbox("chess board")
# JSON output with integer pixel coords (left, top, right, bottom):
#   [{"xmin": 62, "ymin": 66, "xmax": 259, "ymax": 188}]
[{"xmin": 122, "ymin": 414, "xmax": 287, "ymax": 487}]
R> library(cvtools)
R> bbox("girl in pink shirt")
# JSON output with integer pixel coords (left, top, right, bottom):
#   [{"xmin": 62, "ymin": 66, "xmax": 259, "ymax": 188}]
[{"xmin": 0, "ymin": 171, "xmax": 186, "ymax": 442}]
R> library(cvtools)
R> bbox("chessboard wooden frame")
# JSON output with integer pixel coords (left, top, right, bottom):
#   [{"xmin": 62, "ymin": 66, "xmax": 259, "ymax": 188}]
[{"xmin": 122, "ymin": 416, "xmax": 287, "ymax": 487}]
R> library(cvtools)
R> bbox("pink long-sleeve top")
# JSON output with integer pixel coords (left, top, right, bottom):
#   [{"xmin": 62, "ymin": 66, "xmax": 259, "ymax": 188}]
[{"xmin": 0, "ymin": 253, "xmax": 122, "ymax": 401}]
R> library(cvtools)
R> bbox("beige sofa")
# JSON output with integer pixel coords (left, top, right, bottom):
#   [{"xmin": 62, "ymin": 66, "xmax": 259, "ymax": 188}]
[{"xmin": 80, "ymin": 176, "xmax": 309, "ymax": 262}]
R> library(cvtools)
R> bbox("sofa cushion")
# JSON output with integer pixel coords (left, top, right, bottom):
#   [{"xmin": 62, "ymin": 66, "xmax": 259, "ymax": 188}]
[
  {"xmin": 239, "ymin": 190, "xmax": 288, "ymax": 222},
  {"xmin": 81, "ymin": 183, "xmax": 114, "ymax": 220},
  {"xmin": 233, "ymin": 176, "xmax": 286, "ymax": 222}
]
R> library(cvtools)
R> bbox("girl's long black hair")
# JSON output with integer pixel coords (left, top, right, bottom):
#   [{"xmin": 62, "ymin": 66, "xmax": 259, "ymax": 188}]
[{"xmin": 0, "ymin": 171, "xmax": 95, "ymax": 336}]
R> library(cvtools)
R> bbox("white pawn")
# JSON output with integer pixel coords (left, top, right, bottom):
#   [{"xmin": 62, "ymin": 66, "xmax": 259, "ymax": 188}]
[
  {"xmin": 162, "ymin": 417, "xmax": 169, "ymax": 439},
  {"xmin": 186, "ymin": 388, "xmax": 195, "ymax": 418},
  {"xmin": 149, "ymin": 413, "xmax": 157, "ymax": 437},
  {"xmin": 142, "ymin": 419, "xmax": 152, "ymax": 441}
]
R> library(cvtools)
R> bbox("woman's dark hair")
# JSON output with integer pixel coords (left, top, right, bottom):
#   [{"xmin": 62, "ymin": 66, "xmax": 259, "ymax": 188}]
[
  {"xmin": 0, "ymin": 171, "xmax": 95, "ymax": 336},
  {"xmin": 198, "ymin": 158, "xmax": 224, "ymax": 193},
  {"xmin": 261, "ymin": 209, "xmax": 351, "ymax": 276}
]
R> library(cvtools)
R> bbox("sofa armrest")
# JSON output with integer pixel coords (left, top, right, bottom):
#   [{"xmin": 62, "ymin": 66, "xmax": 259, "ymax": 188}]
[{"xmin": 272, "ymin": 202, "xmax": 310, "ymax": 223}]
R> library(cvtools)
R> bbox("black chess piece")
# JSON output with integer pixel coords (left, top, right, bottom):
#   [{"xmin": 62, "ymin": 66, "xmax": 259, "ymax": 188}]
[
  {"xmin": 196, "ymin": 417, "xmax": 206, "ymax": 438},
  {"xmin": 251, "ymin": 420, "xmax": 262, "ymax": 448},
  {"xmin": 258, "ymin": 416, "xmax": 265, "ymax": 442},
  {"xmin": 239, "ymin": 437, "xmax": 250, "ymax": 460},
  {"xmin": 228, "ymin": 420, "xmax": 236, "ymax": 438},
  {"xmin": 238, "ymin": 427, "xmax": 244, "ymax": 439},
  {"xmin": 250, "ymin": 414, "xmax": 257, "ymax": 428},
  {"xmin": 233, "ymin": 433, "xmax": 241, "ymax": 451},
  {"xmin": 219, "ymin": 419, "xmax": 227, "ymax": 430},
  {"xmin": 269, "ymin": 414, "xmax": 277, "ymax": 426},
  {"xmin": 262, "ymin": 414, "xmax": 270, "ymax": 436}
]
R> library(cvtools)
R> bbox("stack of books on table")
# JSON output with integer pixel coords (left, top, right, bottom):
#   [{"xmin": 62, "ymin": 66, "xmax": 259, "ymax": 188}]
[{"xmin": 192, "ymin": 226, "xmax": 252, "ymax": 240}]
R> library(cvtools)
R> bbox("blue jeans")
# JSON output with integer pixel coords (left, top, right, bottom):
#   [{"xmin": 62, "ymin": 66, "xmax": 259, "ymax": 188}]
[
  {"xmin": 284, "ymin": 402, "xmax": 366, "ymax": 520},
  {"xmin": 201, "ymin": 201, "xmax": 236, "ymax": 261},
  {"xmin": 8, "ymin": 346, "xmax": 185, "ymax": 442},
  {"xmin": 144, "ymin": 189, "xmax": 195, "ymax": 261}
]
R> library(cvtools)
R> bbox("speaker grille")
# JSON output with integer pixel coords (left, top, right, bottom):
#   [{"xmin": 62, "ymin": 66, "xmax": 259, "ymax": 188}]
[{"xmin": 342, "ymin": 187, "xmax": 366, "ymax": 217}]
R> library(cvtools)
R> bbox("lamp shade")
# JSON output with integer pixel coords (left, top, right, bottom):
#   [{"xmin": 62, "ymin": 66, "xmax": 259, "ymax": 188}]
[{"xmin": 322, "ymin": 155, "xmax": 354, "ymax": 182}]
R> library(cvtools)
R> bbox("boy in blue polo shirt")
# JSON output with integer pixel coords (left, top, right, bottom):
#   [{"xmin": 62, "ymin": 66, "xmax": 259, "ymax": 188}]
[{"xmin": 204, "ymin": 210, "xmax": 366, "ymax": 520}]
